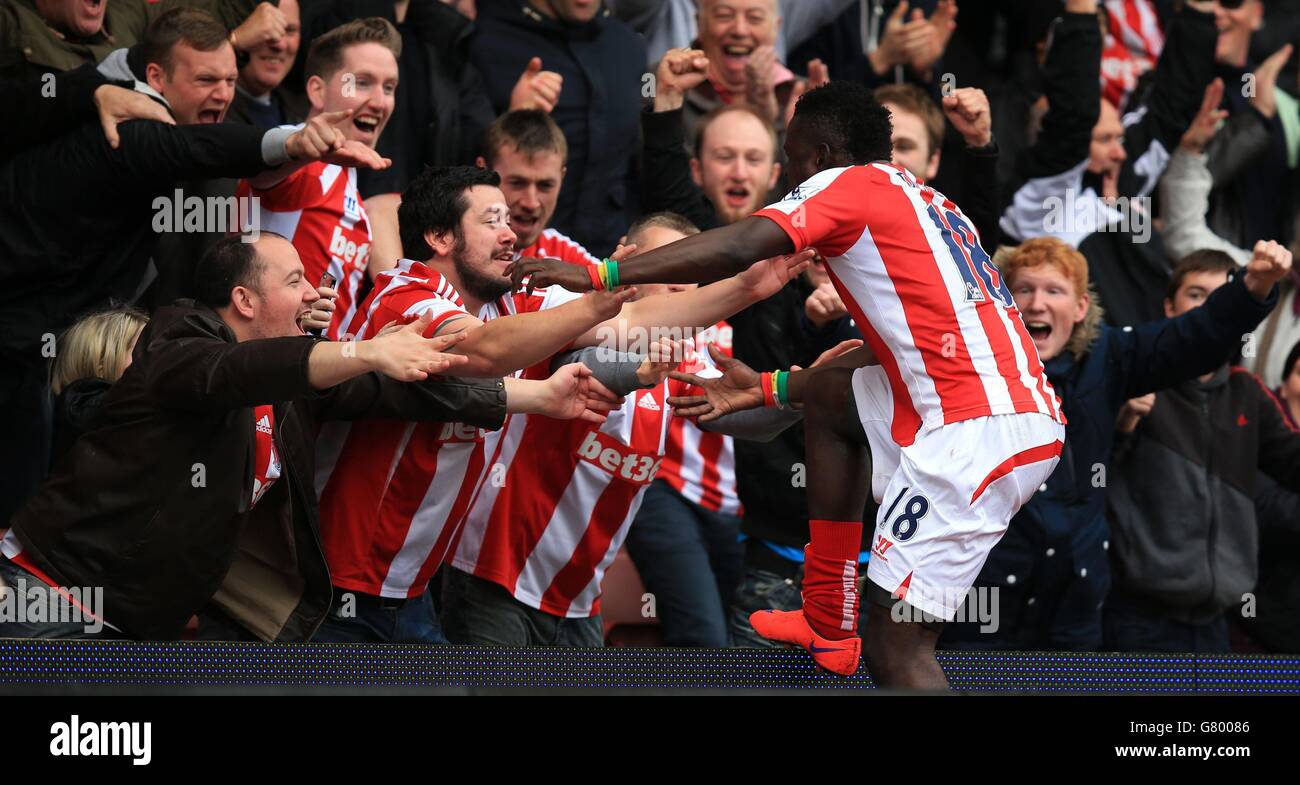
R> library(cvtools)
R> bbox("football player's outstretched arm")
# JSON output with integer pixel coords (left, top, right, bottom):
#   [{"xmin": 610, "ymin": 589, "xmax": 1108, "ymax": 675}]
[
  {"xmin": 571, "ymin": 248, "xmax": 815, "ymax": 348},
  {"xmin": 507, "ymin": 216, "xmax": 796, "ymax": 294},
  {"xmin": 667, "ymin": 341, "xmax": 875, "ymax": 422}
]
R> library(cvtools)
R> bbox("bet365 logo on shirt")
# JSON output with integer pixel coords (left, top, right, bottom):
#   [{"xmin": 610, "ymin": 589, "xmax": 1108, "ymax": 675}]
[
  {"xmin": 329, "ymin": 225, "xmax": 369, "ymax": 266},
  {"xmin": 438, "ymin": 422, "xmax": 486, "ymax": 443},
  {"xmin": 577, "ymin": 431, "xmax": 660, "ymax": 484}
]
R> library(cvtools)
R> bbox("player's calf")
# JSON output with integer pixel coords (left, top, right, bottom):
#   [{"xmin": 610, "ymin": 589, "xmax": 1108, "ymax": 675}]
[
  {"xmin": 800, "ymin": 367, "xmax": 872, "ymax": 642},
  {"xmin": 864, "ymin": 588, "xmax": 949, "ymax": 689}
]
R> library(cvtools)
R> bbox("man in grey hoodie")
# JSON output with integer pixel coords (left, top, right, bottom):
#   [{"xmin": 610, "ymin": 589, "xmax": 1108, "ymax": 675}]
[{"xmin": 1105, "ymin": 250, "xmax": 1300, "ymax": 653}]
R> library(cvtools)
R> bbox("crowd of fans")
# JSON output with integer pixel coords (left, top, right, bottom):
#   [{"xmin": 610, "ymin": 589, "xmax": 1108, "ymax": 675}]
[{"xmin": 0, "ymin": 0, "xmax": 1298, "ymax": 657}]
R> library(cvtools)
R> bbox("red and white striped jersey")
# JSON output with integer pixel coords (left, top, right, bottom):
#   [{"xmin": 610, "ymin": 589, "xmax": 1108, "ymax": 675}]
[
  {"xmin": 1101, "ymin": 0, "xmax": 1163, "ymax": 110},
  {"xmin": 756, "ymin": 164, "xmax": 1064, "ymax": 447},
  {"xmin": 313, "ymin": 259, "xmax": 582, "ymax": 598},
  {"xmin": 237, "ymin": 161, "xmax": 371, "ymax": 341},
  {"xmin": 518, "ymin": 228, "xmax": 599, "ymax": 266},
  {"xmin": 659, "ymin": 323, "xmax": 742, "ymax": 516},
  {"xmin": 450, "ymin": 346, "xmax": 721, "ymax": 618}
]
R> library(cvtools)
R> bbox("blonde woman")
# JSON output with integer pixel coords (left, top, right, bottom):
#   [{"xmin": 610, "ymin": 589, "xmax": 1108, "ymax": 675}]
[{"xmin": 50, "ymin": 307, "xmax": 149, "ymax": 459}]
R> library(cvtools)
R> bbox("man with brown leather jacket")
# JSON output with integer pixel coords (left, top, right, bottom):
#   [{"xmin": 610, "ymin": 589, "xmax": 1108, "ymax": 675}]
[{"xmin": 0, "ymin": 233, "xmax": 613, "ymax": 641}]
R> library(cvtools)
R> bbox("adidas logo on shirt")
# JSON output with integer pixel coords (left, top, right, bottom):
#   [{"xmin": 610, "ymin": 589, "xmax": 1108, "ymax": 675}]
[
  {"xmin": 256, "ymin": 415, "xmax": 273, "ymax": 435},
  {"xmin": 637, "ymin": 393, "xmax": 660, "ymax": 411}
]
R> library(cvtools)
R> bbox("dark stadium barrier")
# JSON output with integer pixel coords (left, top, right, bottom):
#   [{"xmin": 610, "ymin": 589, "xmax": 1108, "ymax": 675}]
[{"xmin": 1, "ymin": 639, "xmax": 1297, "ymax": 693}]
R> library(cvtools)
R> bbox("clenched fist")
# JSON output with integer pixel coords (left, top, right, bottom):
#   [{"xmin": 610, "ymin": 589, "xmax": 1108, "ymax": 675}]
[
  {"xmin": 654, "ymin": 48, "xmax": 710, "ymax": 112},
  {"xmin": 232, "ymin": 2, "xmax": 288, "ymax": 52},
  {"xmin": 1243, "ymin": 240, "xmax": 1294, "ymax": 301},
  {"xmin": 805, "ymin": 281, "xmax": 848, "ymax": 327},
  {"xmin": 942, "ymin": 86, "xmax": 992, "ymax": 148}
]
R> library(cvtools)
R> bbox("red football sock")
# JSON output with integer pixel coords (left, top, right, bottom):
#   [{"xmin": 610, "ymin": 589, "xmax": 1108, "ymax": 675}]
[{"xmin": 801, "ymin": 519, "xmax": 863, "ymax": 640}]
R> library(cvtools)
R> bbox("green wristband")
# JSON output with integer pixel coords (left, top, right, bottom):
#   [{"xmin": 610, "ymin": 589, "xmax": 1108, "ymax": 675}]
[
  {"xmin": 775, "ymin": 369, "xmax": 789, "ymax": 409},
  {"xmin": 603, "ymin": 258, "xmax": 620, "ymax": 288}
]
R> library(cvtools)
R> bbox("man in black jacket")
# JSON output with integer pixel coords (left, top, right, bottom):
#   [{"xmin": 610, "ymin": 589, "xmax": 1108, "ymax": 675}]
[
  {"xmin": 91, "ymin": 7, "xmax": 307, "ymax": 310},
  {"xmin": 0, "ymin": 61, "xmax": 177, "ymax": 158},
  {"xmin": 0, "ymin": 233, "xmax": 611, "ymax": 641},
  {"xmin": 1104, "ymin": 250, "xmax": 1300, "ymax": 652},
  {"xmin": 470, "ymin": 0, "xmax": 646, "ymax": 257},
  {"xmin": 0, "ymin": 29, "xmax": 388, "ymax": 528}
]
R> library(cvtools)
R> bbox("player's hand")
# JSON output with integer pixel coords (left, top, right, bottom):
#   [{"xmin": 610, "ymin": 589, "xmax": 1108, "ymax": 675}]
[
  {"xmin": 95, "ymin": 85, "xmax": 175, "ymax": 149},
  {"xmin": 942, "ymin": 86, "xmax": 991, "ymax": 148},
  {"xmin": 510, "ymin": 57, "xmax": 564, "ymax": 113},
  {"xmin": 1180, "ymin": 78, "xmax": 1227, "ymax": 154},
  {"xmin": 738, "ymin": 249, "xmax": 816, "ymax": 298},
  {"xmin": 299, "ymin": 285, "xmax": 338, "ymax": 333},
  {"xmin": 655, "ymin": 48, "xmax": 709, "ymax": 112},
  {"xmin": 538, "ymin": 363, "xmax": 622, "ymax": 424},
  {"xmin": 667, "ymin": 344, "xmax": 763, "ymax": 422},
  {"xmin": 507, "ymin": 256, "xmax": 595, "ymax": 295},
  {"xmin": 636, "ymin": 337, "xmax": 682, "ymax": 387},
  {"xmin": 359, "ymin": 312, "xmax": 470, "ymax": 381},
  {"xmin": 1116, "ymin": 393, "xmax": 1155, "ymax": 434},
  {"xmin": 231, "ymin": 2, "xmax": 288, "ymax": 53},
  {"xmin": 1242, "ymin": 240, "xmax": 1294, "ymax": 300},
  {"xmin": 805, "ymin": 281, "xmax": 848, "ymax": 327}
]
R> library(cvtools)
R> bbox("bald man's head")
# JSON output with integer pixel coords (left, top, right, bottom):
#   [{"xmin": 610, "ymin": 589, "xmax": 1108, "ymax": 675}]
[{"xmin": 697, "ymin": 0, "xmax": 781, "ymax": 90}]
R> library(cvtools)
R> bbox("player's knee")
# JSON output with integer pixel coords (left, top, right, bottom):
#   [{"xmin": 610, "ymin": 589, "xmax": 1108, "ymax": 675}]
[{"xmin": 803, "ymin": 367, "xmax": 856, "ymax": 422}]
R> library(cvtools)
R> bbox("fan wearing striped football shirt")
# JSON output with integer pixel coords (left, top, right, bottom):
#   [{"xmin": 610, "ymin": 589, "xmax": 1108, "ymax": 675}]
[
  {"xmin": 511, "ymin": 80, "xmax": 1070, "ymax": 688},
  {"xmin": 621, "ymin": 213, "xmax": 746, "ymax": 648},
  {"xmin": 477, "ymin": 109, "xmax": 600, "ymax": 267},
  {"xmin": 237, "ymin": 18, "xmax": 403, "ymax": 341},
  {"xmin": 312, "ymin": 166, "xmax": 809, "ymax": 642},
  {"xmin": 440, "ymin": 212, "xmax": 833, "ymax": 646}
]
